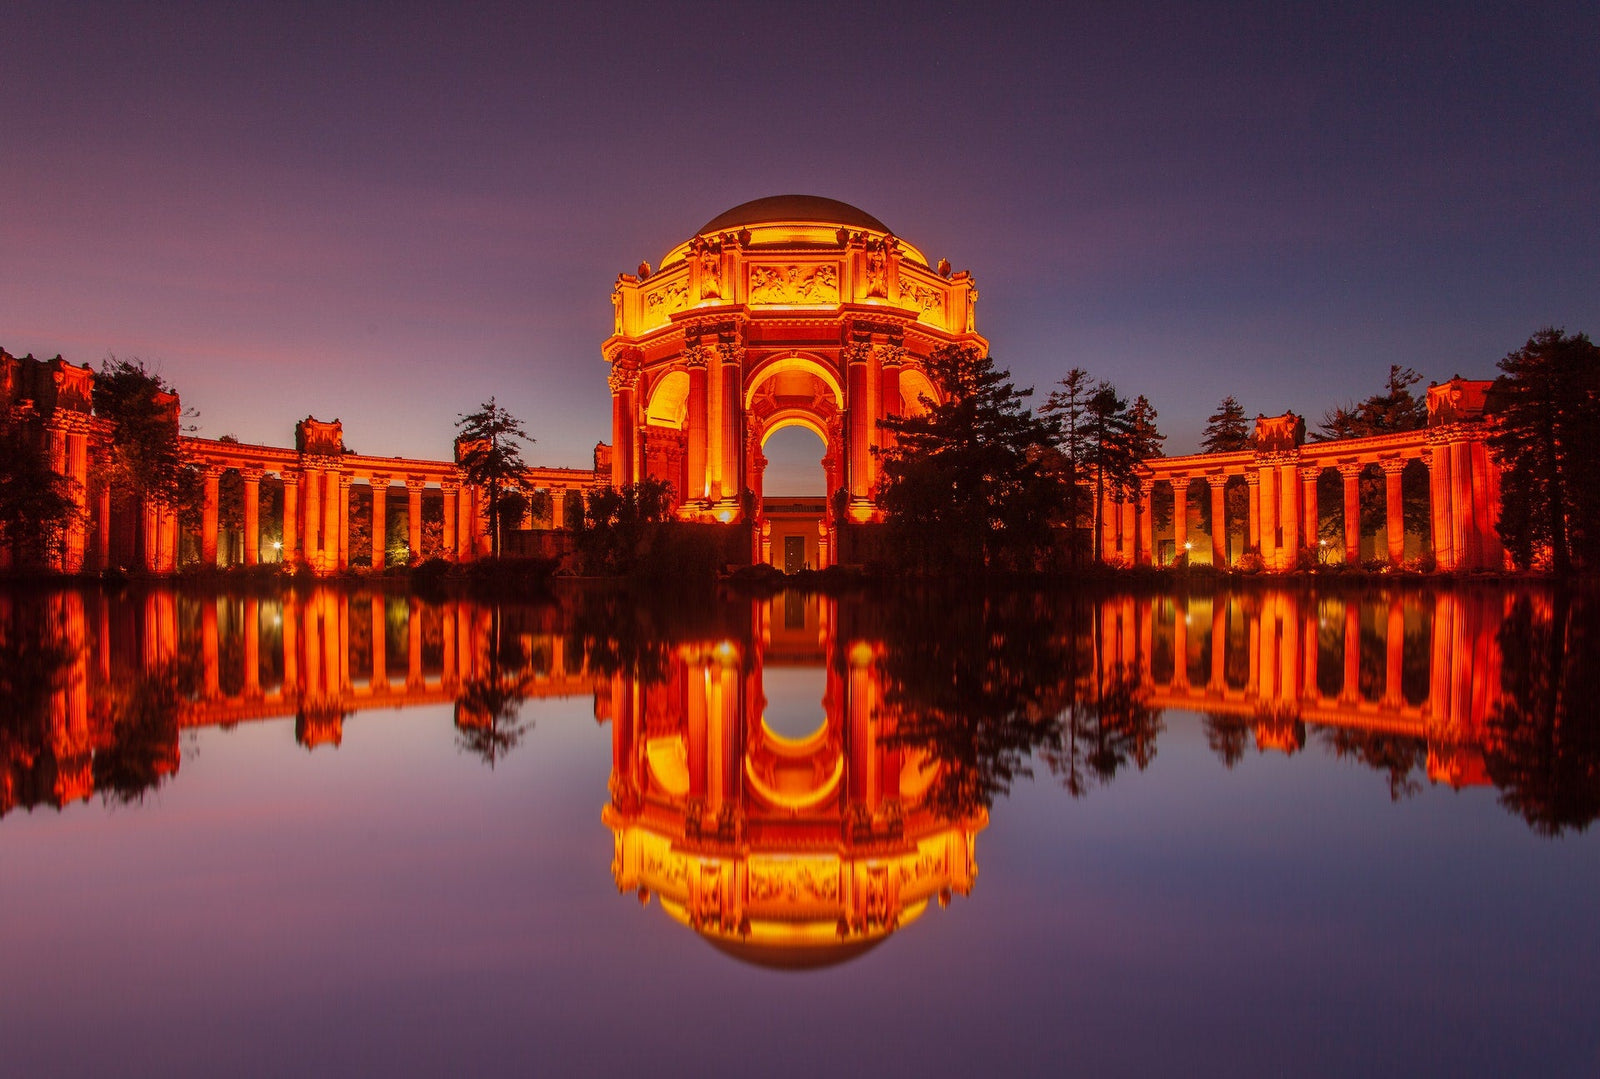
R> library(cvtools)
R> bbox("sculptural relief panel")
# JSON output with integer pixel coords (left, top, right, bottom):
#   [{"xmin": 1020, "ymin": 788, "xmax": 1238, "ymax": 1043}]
[{"xmin": 748, "ymin": 263, "xmax": 840, "ymax": 305}]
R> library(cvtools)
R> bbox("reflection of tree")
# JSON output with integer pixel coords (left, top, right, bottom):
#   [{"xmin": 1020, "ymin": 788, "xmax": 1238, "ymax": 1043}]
[
  {"xmin": 0, "ymin": 604, "xmax": 78, "ymax": 810},
  {"xmin": 874, "ymin": 592, "xmax": 1080, "ymax": 818},
  {"xmin": 94, "ymin": 661, "xmax": 184, "ymax": 804},
  {"xmin": 1044, "ymin": 662, "xmax": 1164, "ymax": 797},
  {"xmin": 1484, "ymin": 593, "xmax": 1600, "ymax": 835},
  {"xmin": 454, "ymin": 608, "xmax": 534, "ymax": 768},
  {"xmin": 1203, "ymin": 712, "xmax": 1251, "ymax": 768},
  {"xmin": 1318, "ymin": 728, "xmax": 1427, "ymax": 800}
]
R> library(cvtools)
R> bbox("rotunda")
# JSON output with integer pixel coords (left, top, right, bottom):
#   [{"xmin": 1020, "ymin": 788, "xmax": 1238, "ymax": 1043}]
[{"xmin": 603, "ymin": 196, "xmax": 985, "ymax": 567}]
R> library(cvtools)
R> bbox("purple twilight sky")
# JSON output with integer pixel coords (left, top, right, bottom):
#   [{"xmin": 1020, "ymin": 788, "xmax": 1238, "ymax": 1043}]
[{"xmin": 3, "ymin": 2, "xmax": 1596, "ymax": 486}]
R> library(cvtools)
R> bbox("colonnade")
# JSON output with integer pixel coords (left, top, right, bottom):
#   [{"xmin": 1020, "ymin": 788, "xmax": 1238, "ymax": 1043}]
[{"xmin": 1098, "ymin": 379, "xmax": 1506, "ymax": 572}]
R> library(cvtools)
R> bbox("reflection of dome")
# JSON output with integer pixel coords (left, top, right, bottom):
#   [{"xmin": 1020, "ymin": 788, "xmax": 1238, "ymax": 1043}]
[
  {"xmin": 706, "ymin": 934, "xmax": 887, "ymax": 971},
  {"xmin": 697, "ymin": 195, "xmax": 891, "ymax": 236}
]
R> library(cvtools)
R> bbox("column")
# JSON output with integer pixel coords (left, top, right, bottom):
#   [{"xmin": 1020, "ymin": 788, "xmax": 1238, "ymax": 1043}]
[
  {"xmin": 1171, "ymin": 479, "xmax": 1187, "ymax": 562},
  {"xmin": 1136, "ymin": 484, "xmax": 1154, "ymax": 566},
  {"xmin": 1118, "ymin": 495, "xmax": 1136, "ymax": 564},
  {"xmin": 1450, "ymin": 441, "xmax": 1471, "ymax": 569},
  {"xmin": 1245, "ymin": 472, "xmax": 1260, "ymax": 552},
  {"xmin": 1257, "ymin": 464, "xmax": 1276, "ymax": 560},
  {"xmin": 866, "ymin": 344, "xmax": 882, "ymax": 493},
  {"xmin": 1206, "ymin": 475, "xmax": 1228, "ymax": 567},
  {"xmin": 719, "ymin": 345, "xmax": 741, "ymax": 506},
  {"xmin": 337, "ymin": 473, "xmax": 351, "ymax": 571},
  {"xmin": 64, "ymin": 431, "xmax": 89, "ymax": 572},
  {"xmin": 201, "ymin": 466, "xmax": 222, "ymax": 566},
  {"xmin": 241, "ymin": 468, "xmax": 263, "ymax": 566},
  {"xmin": 442, "ymin": 482, "xmax": 459, "ymax": 557},
  {"xmin": 878, "ymin": 357, "xmax": 903, "ymax": 449},
  {"xmin": 456, "ymin": 485, "xmax": 474, "ymax": 559},
  {"xmin": 1427, "ymin": 445, "xmax": 1453, "ymax": 569},
  {"xmin": 1382, "ymin": 459, "xmax": 1407, "ymax": 564},
  {"xmin": 847, "ymin": 348, "xmax": 871, "ymax": 511},
  {"xmin": 609, "ymin": 365, "xmax": 637, "ymax": 487},
  {"xmin": 369, "ymin": 475, "xmax": 389, "ymax": 570},
  {"xmin": 1470, "ymin": 440, "xmax": 1496, "ymax": 569},
  {"xmin": 1339, "ymin": 464, "xmax": 1362, "ymax": 564},
  {"xmin": 281, "ymin": 472, "xmax": 300, "ymax": 567},
  {"xmin": 1101, "ymin": 489, "xmax": 1119, "ymax": 562},
  {"xmin": 94, "ymin": 485, "xmax": 111, "ymax": 570},
  {"xmin": 303, "ymin": 468, "xmax": 322, "ymax": 571},
  {"xmin": 406, "ymin": 477, "xmax": 426, "ymax": 563},
  {"xmin": 323, "ymin": 471, "xmax": 341, "ymax": 573},
  {"xmin": 686, "ymin": 359, "xmax": 708, "ymax": 502},
  {"xmin": 1300, "ymin": 466, "xmax": 1320, "ymax": 558},
  {"xmin": 1278, "ymin": 462, "xmax": 1299, "ymax": 565}
]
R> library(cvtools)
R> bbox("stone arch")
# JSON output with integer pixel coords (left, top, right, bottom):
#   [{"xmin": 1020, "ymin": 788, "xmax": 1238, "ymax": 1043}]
[
  {"xmin": 743, "ymin": 352, "xmax": 843, "ymax": 410},
  {"xmin": 760, "ymin": 409, "xmax": 831, "ymax": 448},
  {"xmin": 645, "ymin": 369, "xmax": 691, "ymax": 429},
  {"xmin": 898, "ymin": 367, "xmax": 940, "ymax": 417}
]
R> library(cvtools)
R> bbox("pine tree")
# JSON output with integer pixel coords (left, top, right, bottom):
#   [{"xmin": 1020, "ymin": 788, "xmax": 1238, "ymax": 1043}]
[
  {"xmin": 1486, "ymin": 329, "xmax": 1600, "ymax": 573},
  {"xmin": 877, "ymin": 345, "xmax": 1064, "ymax": 572},
  {"xmin": 455, "ymin": 398, "xmax": 544, "ymax": 559},
  {"xmin": 1084, "ymin": 383, "xmax": 1139, "ymax": 563},
  {"xmin": 1200, "ymin": 395, "xmax": 1251, "ymax": 453}
]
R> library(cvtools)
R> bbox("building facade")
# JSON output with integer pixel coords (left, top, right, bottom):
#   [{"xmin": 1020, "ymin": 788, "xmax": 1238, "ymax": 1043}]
[{"xmin": 603, "ymin": 195, "xmax": 985, "ymax": 566}]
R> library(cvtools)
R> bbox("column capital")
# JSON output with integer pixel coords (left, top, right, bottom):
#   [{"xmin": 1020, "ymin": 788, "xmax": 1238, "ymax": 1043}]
[
  {"xmin": 202, "ymin": 463, "xmax": 226, "ymax": 479},
  {"xmin": 440, "ymin": 479, "xmax": 460, "ymax": 493},
  {"xmin": 281, "ymin": 471, "xmax": 300, "ymax": 488},
  {"xmin": 404, "ymin": 475, "xmax": 429, "ymax": 492},
  {"xmin": 1299, "ymin": 464, "xmax": 1323, "ymax": 483},
  {"xmin": 1378, "ymin": 457, "xmax": 1410, "ymax": 475},
  {"xmin": 681, "ymin": 343, "xmax": 709, "ymax": 370},
  {"xmin": 1243, "ymin": 471, "xmax": 1260, "ymax": 487},
  {"xmin": 367, "ymin": 472, "xmax": 391, "ymax": 486},
  {"xmin": 1204, "ymin": 473, "xmax": 1230, "ymax": 489},
  {"xmin": 239, "ymin": 466, "xmax": 266, "ymax": 483},
  {"xmin": 337, "ymin": 472, "xmax": 354, "ymax": 489},
  {"xmin": 608, "ymin": 362, "xmax": 641, "ymax": 393},
  {"xmin": 1336, "ymin": 461, "xmax": 1365, "ymax": 479}
]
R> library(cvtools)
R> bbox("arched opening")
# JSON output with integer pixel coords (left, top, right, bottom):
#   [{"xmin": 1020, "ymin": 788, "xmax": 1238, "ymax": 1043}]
[
  {"xmin": 646, "ymin": 370, "xmax": 690, "ymax": 429},
  {"xmin": 759, "ymin": 418, "xmax": 830, "ymax": 572}
]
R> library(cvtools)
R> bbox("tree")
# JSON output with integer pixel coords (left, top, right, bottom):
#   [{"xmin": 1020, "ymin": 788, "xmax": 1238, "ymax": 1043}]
[
  {"xmin": 1083, "ymin": 383, "xmax": 1140, "ymax": 564},
  {"xmin": 455, "ymin": 398, "xmax": 546, "ymax": 560},
  {"xmin": 1313, "ymin": 365, "xmax": 1428, "ymax": 442},
  {"xmin": 1041, "ymin": 368, "xmax": 1097, "ymax": 564},
  {"xmin": 93, "ymin": 356, "xmax": 197, "ymax": 514},
  {"xmin": 1201, "ymin": 396, "xmax": 1251, "ymax": 453},
  {"xmin": 575, "ymin": 479, "xmax": 676, "ymax": 575},
  {"xmin": 0, "ymin": 413, "xmax": 77, "ymax": 565},
  {"xmin": 1485, "ymin": 329, "xmax": 1600, "ymax": 573},
  {"xmin": 876, "ymin": 345, "xmax": 1064, "ymax": 572}
]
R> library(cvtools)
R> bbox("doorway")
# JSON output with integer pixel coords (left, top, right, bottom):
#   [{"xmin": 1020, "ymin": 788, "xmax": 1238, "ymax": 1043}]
[{"xmin": 784, "ymin": 535, "xmax": 807, "ymax": 573}]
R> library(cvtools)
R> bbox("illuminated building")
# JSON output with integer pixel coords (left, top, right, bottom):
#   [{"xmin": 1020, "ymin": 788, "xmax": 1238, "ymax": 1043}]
[{"xmin": 602, "ymin": 195, "xmax": 986, "ymax": 565}]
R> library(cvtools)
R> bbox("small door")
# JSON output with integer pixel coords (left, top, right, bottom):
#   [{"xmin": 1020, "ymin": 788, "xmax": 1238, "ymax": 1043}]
[{"xmin": 783, "ymin": 535, "xmax": 807, "ymax": 573}]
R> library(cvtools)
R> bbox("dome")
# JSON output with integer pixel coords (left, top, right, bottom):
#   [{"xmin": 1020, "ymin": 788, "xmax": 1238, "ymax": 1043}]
[{"xmin": 698, "ymin": 195, "xmax": 891, "ymax": 236}]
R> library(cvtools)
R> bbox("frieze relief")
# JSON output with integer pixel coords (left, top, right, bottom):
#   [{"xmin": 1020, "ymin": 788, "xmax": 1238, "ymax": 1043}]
[
  {"xmin": 899, "ymin": 282, "xmax": 943, "ymax": 320},
  {"xmin": 749, "ymin": 264, "xmax": 839, "ymax": 305},
  {"xmin": 644, "ymin": 278, "xmax": 689, "ymax": 320}
]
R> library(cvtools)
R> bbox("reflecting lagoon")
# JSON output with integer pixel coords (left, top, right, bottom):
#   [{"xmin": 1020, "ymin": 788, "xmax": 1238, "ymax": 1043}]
[{"xmin": 2, "ymin": 582, "xmax": 1597, "ymax": 1076}]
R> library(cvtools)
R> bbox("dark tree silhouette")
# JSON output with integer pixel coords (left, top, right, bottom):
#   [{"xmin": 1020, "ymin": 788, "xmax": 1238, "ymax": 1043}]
[
  {"xmin": 456, "ymin": 398, "xmax": 546, "ymax": 559},
  {"xmin": 1200, "ymin": 396, "xmax": 1252, "ymax": 454},
  {"xmin": 1083, "ymin": 383, "xmax": 1140, "ymax": 564},
  {"xmin": 876, "ymin": 346, "xmax": 1064, "ymax": 572},
  {"xmin": 1485, "ymin": 329, "xmax": 1600, "ymax": 573},
  {"xmin": 1484, "ymin": 592, "xmax": 1600, "ymax": 834},
  {"xmin": 93, "ymin": 356, "xmax": 198, "ymax": 514},
  {"xmin": 454, "ymin": 608, "xmax": 535, "ymax": 767},
  {"xmin": 0, "ymin": 412, "xmax": 77, "ymax": 565}
]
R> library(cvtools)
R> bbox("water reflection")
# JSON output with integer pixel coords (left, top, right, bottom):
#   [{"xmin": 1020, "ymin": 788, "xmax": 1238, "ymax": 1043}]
[{"xmin": 2, "ymin": 583, "xmax": 1596, "ymax": 842}]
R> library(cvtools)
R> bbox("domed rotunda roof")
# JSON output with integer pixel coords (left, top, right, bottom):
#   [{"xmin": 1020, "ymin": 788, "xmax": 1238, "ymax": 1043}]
[{"xmin": 697, "ymin": 195, "xmax": 891, "ymax": 236}]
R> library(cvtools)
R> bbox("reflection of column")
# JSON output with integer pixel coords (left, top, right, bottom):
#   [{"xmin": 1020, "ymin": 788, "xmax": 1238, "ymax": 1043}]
[
  {"xmin": 201, "ymin": 467, "xmax": 222, "ymax": 566},
  {"xmin": 241, "ymin": 468, "xmax": 263, "ymax": 566},
  {"xmin": 283, "ymin": 594, "xmax": 300, "ymax": 695},
  {"xmin": 1339, "ymin": 464, "xmax": 1362, "ymax": 564},
  {"xmin": 1381, "ymin": 459, "xmax": 1407, "ymax": 564},
  {"xmin": 406, "ymin": 478, "xmax": 426, "ymax": 563},
  {"xmin": 244, "ymin": 597, "xmax": 260, "ymax": 695},
  {"xmin": 442, "ymin": 606, "xmax": 458, "ymax": 684},
  {"xmin": 282, "ymin": 472, "xmax": 300, "ymax": 567},
  {"xmin": 1342, "ymin": 600, "xmax": 1361, "ymax": 702},
  {"xmin": 1171, "ymin": 598, "xmax": 1189, "ymax": 688},
  {"xmin": 1385, "ymin": 599, "xmax": 1404, "ymax": 706},
  {"xmin": 1206, "ymin": 475, "xmax": 1227, "ymax": 566},
  {"xmin": 1210, "ymin": 600, "xmax": 1227, "ymax": 690},
  {"xmin": 202, "ymin": 600, "xmax": 219, "ymax": 696},
  {"xmin": 370, "ymin": 595, "xmax": 387, "ymax": 689},
  {"xmin": 369, "ymin": 476, "xmax": 388, "ymax": 570},
  {"xmin": 407, "ymin": 600, "xmax": 422, "ymax": 687}
]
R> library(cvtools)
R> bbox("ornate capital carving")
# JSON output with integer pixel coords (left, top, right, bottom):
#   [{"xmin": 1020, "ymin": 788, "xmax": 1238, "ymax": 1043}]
[
  {"xmin": 1204, "ymin": 473, "xmax": 1230, "ymax": 489},
  {"xmin": 682, "ymin": 343, "xmax": 709, "ymax": 370},
  {"xmin": 1243, "ymin": 472, "xmax": 1260, "ymax": 487},
  {"xmin": 608, "ymin": 364, "xmax": 640, "ymax": 394},
  {"xmin": 367, "ymin": 472, "xmax": 391, "ymax": 488},
  {"xmin": 716, "ymin": 342, "xmax": 744, "ymax": 367},
  {"xmin": 239, "ymin": 467, "xmax": 266, "ymax": 483},
  {"xmin": 1378, "ymin": 458, "xmax": 1410, "ymax": 475},
  {"xmin": 1336, "ymin": 462, "xmax": 1365, "ymax": 480},
  {"xmin": 404, "ymin": 476, "xmax": 429, "ymax": 492},
  {"xmin": 1299, "ymin": 465, "xmax": 1323, "ymax": 482}
]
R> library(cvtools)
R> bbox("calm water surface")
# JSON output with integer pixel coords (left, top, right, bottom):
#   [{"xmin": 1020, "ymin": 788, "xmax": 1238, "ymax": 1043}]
[{"xmin": 1, "ymin": 583, "xmax": 1596, "ymax": 1077}]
